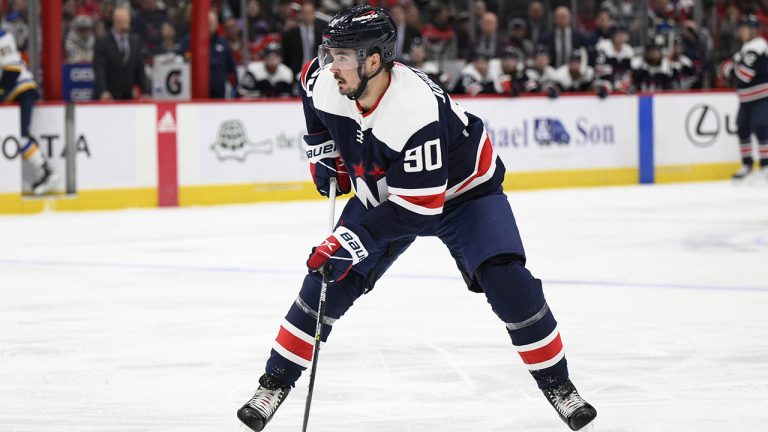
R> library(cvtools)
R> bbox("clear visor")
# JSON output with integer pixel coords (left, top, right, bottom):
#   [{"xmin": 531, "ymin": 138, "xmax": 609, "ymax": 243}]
[{"xmin": 318, "ymin": 46, "xmax": 360, "ymax": 70}]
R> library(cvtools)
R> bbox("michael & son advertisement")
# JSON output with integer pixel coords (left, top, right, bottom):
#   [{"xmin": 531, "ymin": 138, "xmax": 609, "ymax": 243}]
[{"xmin": 461, "ymin": 95, "xmax": 639, "ymax": 172}]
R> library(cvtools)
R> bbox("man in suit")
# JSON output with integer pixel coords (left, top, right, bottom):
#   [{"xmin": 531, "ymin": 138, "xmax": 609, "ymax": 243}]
[
  {"xmin": 93, "ymin": 7, "xmax": 150, "ymax": 100},
  {"xmin": 281, "ymin": 1, "xmax": 324, "ymax": 76},
  {"xmin": 389, "ymin": 4, "xmax": 420, "ymax": 60},
  {"xmin": 541, "ymin": 6, "xmax": 587, "ymax": 68},
  {"xmin": 472, "ymin": 11, "xmax": 507, "ymax": 59}
]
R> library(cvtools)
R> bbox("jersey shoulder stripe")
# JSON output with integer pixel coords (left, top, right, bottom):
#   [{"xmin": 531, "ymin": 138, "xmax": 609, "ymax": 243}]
[{"xmin": 366, "ymin": 64, "xmax": 439, "ymax": 153}]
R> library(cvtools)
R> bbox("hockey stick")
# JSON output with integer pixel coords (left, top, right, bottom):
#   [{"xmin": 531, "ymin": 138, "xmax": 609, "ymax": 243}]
[{"xmin": 302, "ymin": 177, "xmax": 337, "ymax": 432}]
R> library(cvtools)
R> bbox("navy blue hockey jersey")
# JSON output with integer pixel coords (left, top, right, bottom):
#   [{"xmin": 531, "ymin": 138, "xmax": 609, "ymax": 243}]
[
  {"xmin": 730, "ymin": 36, "xmax": 768, "ymax": 103},
  {"xmin": 300, "ymin": 59, "xmax": 505, "ymax": 249}
]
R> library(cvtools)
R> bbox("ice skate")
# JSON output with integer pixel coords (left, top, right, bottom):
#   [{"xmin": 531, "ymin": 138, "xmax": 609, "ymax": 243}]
[
  {"xmin": 31, "ymin": 162, "xmax": 59, "ymax": 196},
  {"xmin": 732, "ymin": 164, "xmax": 753, "ymax": 181},
  {"xmin": 760, "ymin": 166, "xmax": 768, "ymax": 182},
  {"xmin": 237, "ymin": 374, "xmax": 291, "ymax": 431},
  {"xmin": 542, "ymin": 379, "xmax": 597, "ymax": 431}
]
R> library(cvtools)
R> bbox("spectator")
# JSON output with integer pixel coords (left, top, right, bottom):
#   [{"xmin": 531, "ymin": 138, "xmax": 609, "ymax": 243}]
[
  {"xmin": 246, "ymin": 0, "xmax": 272, "ymax": 43},
  {"xmin": 389, "ymin": 4, "xmax": 420, "ymax": 60},
  {"xmin": 547, "ymin": 51, "xmax": 597, "ymax": 97},
  {"xmin": 273, "ymin": 0, "xmax": 296, "ymax": 34},
  {"xmin": 96, "ymin": 0, "xmax": 116, "ymax": 37},
  {"xmin": 457, "ymin": 53, "xmax": 495, "ymax": 95},
  {"xmin": 527, "ymin": 1, "xmax": 547, "ymax": 45},
  {"xmin": 524, "ymin": 45, "xmax": 557, "ymax": 93},
  {"xmin": 632, "ymin": 41, "xmax": 673, "ymax": 92},
  {"xmin": 508, "ymin": 18, "xmax": 534, "ymax": 60},
  {"xmin": 587, "ymin": 8, "xmax": 614, "ymax": 49},
  {"xmin": 541, "ymin": 6, "xmax": 587, "ymax": 68},
  {"xmin": 472, "ymin": 11, "xmax": 505, "ymax": 59},
  {"xmin": 454, "ymin": 11, "xmax": 473, "ymax": 61},
  {"xmin": 132, "ymin": 0, "xmax": 169, "ymax": 55},
  {"xmin": 65, "ymin": 15, "xmax": 95, "ymax": 63},
  {"xmin": 404, "ymin": 38, "xmax": 445, "ymax": 89},
  {"xmin": 594, "ymin": 24, "xmax": 634, "ymax": 94},
  {"xmin": 223, "ymin": 17, "xmax": 243, "ymax": 65},
  {"xmin": 152, "ymin": 21, "xmax": 180, "ymax": 57},
  {"xmin": 715, "ymin": 4, "xmax": 741, "ymax": 65},
  {"xmin": 491, "ymin": 47, "xmax": 527, "ymax": 96},
  {"xmin": 239, "ymin": 42, "xmax": 293, "ymax": 98},
  {"xmin": 179, "ymin": 10, "xmax": 238, "ymax": 98},
  {"xmin": 421, "ymin": 1, "xmax": 456, "ymax": 61},
  {"xmin": 647, "ymin": 0, "xmax": 678, "ymax": 36},
  {"xmin": 92, "ymin": 7, "xmax": 150, "ymax": 100},
  {"xmin": 669, "ymin": 34, "xmax": 696, "ymax": 89},
  {"xmin": 281, "ymin": 1, "xmax": 323, "ymax": 76},
  {"xmin": 678, "ymin": 19, "xmax": 708, "ymax": 88}
]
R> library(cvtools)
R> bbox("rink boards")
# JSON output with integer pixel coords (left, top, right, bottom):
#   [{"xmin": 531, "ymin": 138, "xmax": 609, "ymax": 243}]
[{"xmin": 0, "ymin": 92, "xmax": 742, "ymax": 213}]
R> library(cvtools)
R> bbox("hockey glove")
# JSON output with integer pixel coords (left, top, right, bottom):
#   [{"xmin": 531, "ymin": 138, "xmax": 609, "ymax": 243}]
[
  {"xmin": 304, "ymin": 130, "xmax": 351, "ymax": 197},
  {"xmin": 307, "ymin": 224, "xmax": 372, "ymax": 283}
]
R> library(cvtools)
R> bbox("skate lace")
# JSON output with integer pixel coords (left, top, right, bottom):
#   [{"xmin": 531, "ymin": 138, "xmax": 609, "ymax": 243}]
[
  {"xmin": 551, "ymin": 388, "xmax": 586, "ymax": 418},
  {"xmin": 247, "ymin": 386, "xmax": 285, "ymax": 419}
]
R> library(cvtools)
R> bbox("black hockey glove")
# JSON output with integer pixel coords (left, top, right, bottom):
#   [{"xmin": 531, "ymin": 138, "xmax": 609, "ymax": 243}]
[{"xmin": 304, "ymin": 130, "xmax": 351, "ymax": 197}]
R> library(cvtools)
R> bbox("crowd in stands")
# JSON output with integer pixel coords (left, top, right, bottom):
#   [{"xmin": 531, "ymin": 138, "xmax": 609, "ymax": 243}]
[{"xmin": 1, "ymin": 0, "xmax": 767, "ymax": 100}]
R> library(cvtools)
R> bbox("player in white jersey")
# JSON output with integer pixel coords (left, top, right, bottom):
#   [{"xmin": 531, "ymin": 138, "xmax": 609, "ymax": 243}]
[
  {"xmin": 237, "ymin": 6, "xmax": 596, "ymax": 432},
  {"xmin": 0, "ymin": 29, "xmax": 58, "ymax": 194}
]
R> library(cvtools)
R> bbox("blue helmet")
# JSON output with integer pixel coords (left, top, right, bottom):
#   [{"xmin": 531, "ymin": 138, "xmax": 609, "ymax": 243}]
[{"xmin": 322, "ymin": 5, "xmax": 397, "ymax": 66}]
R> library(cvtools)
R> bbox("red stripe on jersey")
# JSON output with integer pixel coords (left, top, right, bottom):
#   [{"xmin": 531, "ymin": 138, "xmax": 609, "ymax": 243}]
[
  {"xmin": 300, "ymin": 59, "xmax": 314, "ymax": 90},
  {"xmin": 735, "ymin": 65, "xmax": 755, "ymax": 80},
  {"xmin": 397, "ymin": 191, "xmax": 446, "ymax": 209},
  {"xmin": 455, "ymin": 136, "xmax": 494, "ymax": 194},
  {"xmin": 741, "ymin": 87, "xmax": 768, "ymax": 98},
  {"xmin": 518, "ymin": 333, "xmax": 563, "ymax": 365},
  {"xmin": 275, "ymin": 325, "xmax": 314, "ymax": 361}
]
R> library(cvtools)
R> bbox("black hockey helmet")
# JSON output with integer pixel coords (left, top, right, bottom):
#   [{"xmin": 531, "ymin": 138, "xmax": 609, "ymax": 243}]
[
  {"xmin": 320, "ymin": 5, "xmax": 397, "ymax": 68},
  {"xmin": 739, "ymin": 14, "xmax": 761, "ymax": 29},
  {"xmin": 319, "ymin": 5, "xmax": 396, "ymax": 100}
]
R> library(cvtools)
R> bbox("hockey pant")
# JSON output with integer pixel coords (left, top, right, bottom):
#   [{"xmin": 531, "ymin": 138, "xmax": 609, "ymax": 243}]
[
  {"xmin": 736, "ymin": 98, "xmax": 768, "ymax": 167},
  {"xmin": 265, "ymin": 193, "xmax": 569, "ymax": 390}
]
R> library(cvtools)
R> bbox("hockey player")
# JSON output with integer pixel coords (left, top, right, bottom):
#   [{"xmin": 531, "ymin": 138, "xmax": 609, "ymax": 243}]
[
  {"xmin": 456, "ymin": 52, "xmax": 496, "ymax": 96},
  {"xmin": 594, "ymin": 24, "xmax": 635, "ymax": 95},
  {"xmin": 524, "ymin": 45, "xmax": 557, "ymax": 93},
  {"xmin": 237, "ymin": 6, "xmax": 597, "ymax": 432},
  {"xmin": 720, "ymin": 14, "xmax": 768, "ymax": 180},
  {"xmin": 546, "ymin": 50, "xmax": 597, "ymax": 98},
  {"xmin": 668, "ymin": 35, "xmax": 696, "ymax": 90},
  {"xmin": 0, "ymin": 28, "xmax": 58, "ymax": 194},
  {"xmin": 632, "ymin": 41, "xmax": 674, "ymax": 92},
  {"xmin": 239, "ymin": 42, "xmax": 294, "ymax": 98},
  {"xmin": 490, "ymin": 46, "xmax": 528, "ymax": 96}
]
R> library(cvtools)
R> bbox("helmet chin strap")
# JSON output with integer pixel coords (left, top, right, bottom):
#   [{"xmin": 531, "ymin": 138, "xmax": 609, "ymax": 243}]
[{"xmin": 347, "ymin": 62, "xmax": 385, "ymax": 101}]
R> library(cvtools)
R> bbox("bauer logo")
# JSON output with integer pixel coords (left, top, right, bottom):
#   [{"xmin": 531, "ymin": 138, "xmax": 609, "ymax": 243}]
[{"xmin": 210, "ymin": 120, "xmax": 272, "ymax": 162}]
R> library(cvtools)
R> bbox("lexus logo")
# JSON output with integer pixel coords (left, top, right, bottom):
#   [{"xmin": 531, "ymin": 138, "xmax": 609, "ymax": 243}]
[
  {"xmin": 685, "ymin": 104, "xmax": 719, "ymax": 147},
  {"xmin": 685, "ymin": 103, "xmax": 736, "ymax": 148}
]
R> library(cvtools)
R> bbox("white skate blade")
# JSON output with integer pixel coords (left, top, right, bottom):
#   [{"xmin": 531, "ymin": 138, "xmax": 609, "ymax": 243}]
[{"xmin": 32, "ymin": 172, "xmax": 60, "ymax": 196}]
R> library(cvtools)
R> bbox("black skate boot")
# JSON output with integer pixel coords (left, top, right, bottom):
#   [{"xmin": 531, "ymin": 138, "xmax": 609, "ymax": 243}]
[
  {"xmin": 732, "ymin": 164, "xmax": 753, "ymax": 181},
  {"xmin": 237, "ymin": 374, "xmax": 291, "ymax": 431},
  {"xmin": 31, "ymin": 162, "xmax": 59, "ymax": 195},
  {"xmin": 542, "ymin": 379, "xmax": 597, "ymax": 431}
]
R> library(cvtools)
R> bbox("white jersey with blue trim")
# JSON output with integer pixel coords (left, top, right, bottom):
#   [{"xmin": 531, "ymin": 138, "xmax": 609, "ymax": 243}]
[
  {"xmin": 300, "ymin": 59, "xmax": 505, "ymax": 246},
  {"xmin": 731, "ymin": 37, "xmax": 768, "ymax": 103},
  {"xmin": 0, "ymin": 30, "xmax": 36, "ymax": 101}
]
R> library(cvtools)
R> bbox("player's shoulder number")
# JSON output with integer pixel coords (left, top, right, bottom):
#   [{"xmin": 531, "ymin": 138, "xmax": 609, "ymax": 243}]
[{"xmin": 404, "ymin": 139, "xmax": 442, "ymax": 173}]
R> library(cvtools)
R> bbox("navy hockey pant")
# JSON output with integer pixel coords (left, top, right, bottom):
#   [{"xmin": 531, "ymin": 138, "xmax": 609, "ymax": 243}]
[
  {"xmin": 265, "ymin": 193, "xmax": 569, "ymax": 390},
  {"xmin": 736, "ymin": 98, "xmax": 768, "ymax": 167}
]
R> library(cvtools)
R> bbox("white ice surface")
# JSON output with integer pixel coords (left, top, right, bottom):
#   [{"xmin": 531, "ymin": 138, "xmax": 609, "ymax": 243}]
[{"xmin": 1, "ymin": 181, "xmax": 768, "ymax": 432}]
